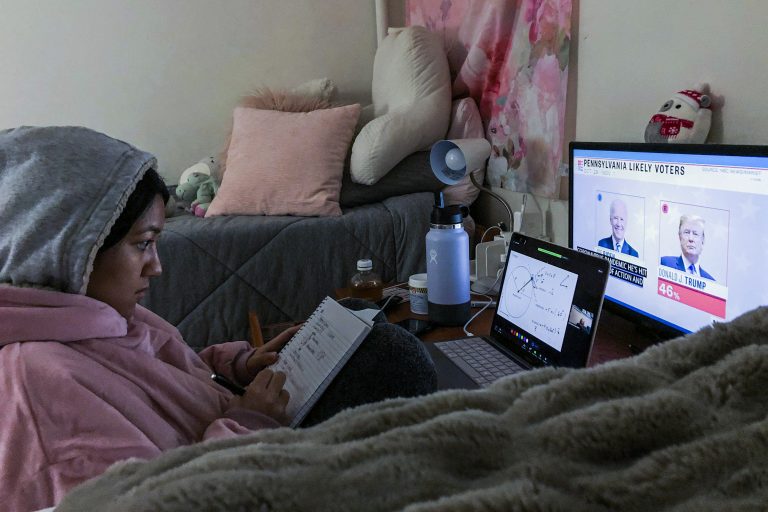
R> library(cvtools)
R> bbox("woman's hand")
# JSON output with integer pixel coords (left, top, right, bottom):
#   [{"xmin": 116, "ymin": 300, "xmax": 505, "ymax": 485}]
[
  {"xmin": 228, "ymin": 369, "xmax": 291, "ymax": 425},
  {"xmin": 246, "ymin": 324, "xmax": 302, "ymax": 376}
]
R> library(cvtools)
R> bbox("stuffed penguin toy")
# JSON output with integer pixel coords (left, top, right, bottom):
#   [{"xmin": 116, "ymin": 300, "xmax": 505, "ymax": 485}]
[{"xmin": 645, "ymin": 85, "xmax": 712, "ymax": 144}]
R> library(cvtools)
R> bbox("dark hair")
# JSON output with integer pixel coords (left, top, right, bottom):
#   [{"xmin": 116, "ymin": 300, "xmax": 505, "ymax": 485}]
[{"xmin": 100, "ymin": 168, "xmax": 169, "ymax": 252}]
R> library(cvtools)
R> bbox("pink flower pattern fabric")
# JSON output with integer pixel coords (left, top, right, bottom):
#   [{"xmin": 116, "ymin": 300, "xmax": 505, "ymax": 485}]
[{"xmin": 407, "ymin": 0, "xmax": 572, "ymax": 197}]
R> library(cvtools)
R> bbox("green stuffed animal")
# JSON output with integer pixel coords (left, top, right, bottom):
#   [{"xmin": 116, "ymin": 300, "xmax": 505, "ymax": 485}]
[
  {"xmin": 175, "ymin": 171, "xmax": 211, "ymax": 202},
  {"xmin": 191, "ymin": 177, "xmax": 218, "ymax": 217},
  {"xmin": 175, "ymin": 156, "xmax": 220, "ymax": 217}
]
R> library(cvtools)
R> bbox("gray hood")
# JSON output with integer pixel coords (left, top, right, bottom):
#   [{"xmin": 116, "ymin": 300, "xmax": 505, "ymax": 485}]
[{"xmin": 0, "ymin": 126, "xmax": 157, "ymax": 294}]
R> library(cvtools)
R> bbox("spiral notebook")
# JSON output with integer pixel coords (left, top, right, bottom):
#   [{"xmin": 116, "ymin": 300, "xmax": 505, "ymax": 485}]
[{"xmin": 270, "ymin": 296, "xmax": 378, "ymax": 427}]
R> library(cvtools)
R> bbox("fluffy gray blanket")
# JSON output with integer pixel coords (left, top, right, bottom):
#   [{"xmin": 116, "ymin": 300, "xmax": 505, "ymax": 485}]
[{"xmin": 57, "ymin": 307, "xmax": 768, "ymax": 511}]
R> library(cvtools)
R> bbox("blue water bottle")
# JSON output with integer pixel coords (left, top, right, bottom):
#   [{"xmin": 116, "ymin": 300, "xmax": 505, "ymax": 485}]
[{"xmin": 426, "ymin": 192, "xmax": 470, "ymax": 325}]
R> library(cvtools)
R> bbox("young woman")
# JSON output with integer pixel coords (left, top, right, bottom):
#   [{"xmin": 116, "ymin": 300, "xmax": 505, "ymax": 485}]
[{"xmin": 0, "ymin": 126, "xmax": 435, "ymax": 511}]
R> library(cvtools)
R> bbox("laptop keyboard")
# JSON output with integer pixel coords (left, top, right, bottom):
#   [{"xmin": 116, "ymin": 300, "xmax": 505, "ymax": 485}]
[{"xmin": 434, "ymin": 338, "xmax": 525, "ymax": 387}]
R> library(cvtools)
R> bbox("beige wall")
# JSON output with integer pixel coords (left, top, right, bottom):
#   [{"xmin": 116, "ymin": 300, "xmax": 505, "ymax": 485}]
[
  {"xmin": 0, "ymin": 0, "xmax": 378, "ymax": 183},
  {"xmin": 575, "ymin": 0, "xmax": 768, "ymax": 145}
]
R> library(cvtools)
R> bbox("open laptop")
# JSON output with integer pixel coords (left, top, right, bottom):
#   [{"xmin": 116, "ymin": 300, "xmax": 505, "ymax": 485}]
[{"xmin": 425, "ymin": 233, "xmax": 610, "ymax": 389}]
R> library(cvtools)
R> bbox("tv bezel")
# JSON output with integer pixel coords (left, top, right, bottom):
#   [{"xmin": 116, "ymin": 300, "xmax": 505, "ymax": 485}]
[{"xmin": 568, "ymin": 141, "xmax": 768, "ymax": 341}]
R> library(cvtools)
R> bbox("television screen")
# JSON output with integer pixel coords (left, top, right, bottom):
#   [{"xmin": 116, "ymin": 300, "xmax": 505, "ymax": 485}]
[{"xmin": 569, "ymin": 142, "xmax": 768, "ymax": 335}]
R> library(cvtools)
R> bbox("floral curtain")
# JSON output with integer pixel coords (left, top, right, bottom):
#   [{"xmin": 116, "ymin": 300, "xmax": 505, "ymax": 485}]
[{"xmin": 406, "ymin": 0, "xmax": 572, "ymax": 198}]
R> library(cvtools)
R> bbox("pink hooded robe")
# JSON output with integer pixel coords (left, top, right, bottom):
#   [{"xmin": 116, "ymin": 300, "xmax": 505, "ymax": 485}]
[
  {"xmin": 0, "ymin": 127, "xmax": 278, "ymax": 511},
  {"xmin": 0, "ymin": 287, "xmax": 278, "ymax": 510}
]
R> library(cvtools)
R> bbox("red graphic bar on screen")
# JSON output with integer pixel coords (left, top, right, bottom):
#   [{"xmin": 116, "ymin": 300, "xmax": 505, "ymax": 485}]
[{"xmin": 657, "ymin": 278, "xmax": 726, "ymax": 318}]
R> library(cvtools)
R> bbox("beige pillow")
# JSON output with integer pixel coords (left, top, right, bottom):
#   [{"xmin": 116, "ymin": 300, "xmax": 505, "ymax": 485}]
[
  {"xmin": 350, "ymin": 26, "xmax": 451, "ymax": 185},
  {"xmin": 443, "ymin": 98, "xmax": 486, "ymax": 206},
  {"xmin": 206, "ymin": 104, "xmax": 361, "ymax": 217}
]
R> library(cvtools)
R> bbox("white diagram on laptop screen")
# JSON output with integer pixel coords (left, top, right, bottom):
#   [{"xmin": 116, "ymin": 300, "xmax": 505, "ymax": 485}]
[{"xmin": 498, "ymin": 251, "xmax": 578, "ymax": 351}]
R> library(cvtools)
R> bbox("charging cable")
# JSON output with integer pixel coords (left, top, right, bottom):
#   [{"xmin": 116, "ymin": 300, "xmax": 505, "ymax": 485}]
[
  {"xmin": 514, "ymin": 193, "xmax": 527, "ymax": 233},
  {"xmin": 381, "ymin": 277, "xmax": 499, "ymax": 337},
  {"xmin": 383, "ymin": 281, "xmax": 408, "ymax": 292},
  {"xmin": 378, "ymin": 281, "xmax": 409, "ymax": 312},
  {"xmin": 377, "ymin": 294, "xmax": 396, "ymax": 312},
  {"xmin": 463, "ymin": 267, "xmax": 503, "ymax": 336},
  {"xmin": 529, "ymin": 193, "xmax": 548, "ymax": 240},
  {"xmin": 479, "ymin": 224, "xmax": 502, "ymax": 243}
]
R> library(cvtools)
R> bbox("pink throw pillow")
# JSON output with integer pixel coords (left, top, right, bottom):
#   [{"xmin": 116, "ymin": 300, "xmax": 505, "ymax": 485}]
[
  {"xmin": 443, "ymin": 98, "xmax": 486, "ymax": 206},
  {"xmin": 218, "ymin": 86, "xmax": 336, "ymax": 176},
  {"xmin": 207, "ymin": 104, "xmax": 361, "ymax": 217}
]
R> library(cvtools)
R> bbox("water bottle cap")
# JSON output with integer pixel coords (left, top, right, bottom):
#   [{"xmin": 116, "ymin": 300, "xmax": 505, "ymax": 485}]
[
  {"xmin": 431, "ymin": 203, "xmax": 469, "ymax": 226},
  {"xmin": 356, "ymin": 259, "xmax": 373, "ymax": 271}
]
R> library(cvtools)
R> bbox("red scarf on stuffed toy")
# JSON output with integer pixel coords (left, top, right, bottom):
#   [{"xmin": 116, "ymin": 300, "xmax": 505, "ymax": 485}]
[{"xmin": 650, "ymin": 114, "xmax": 694, "ymax": 137}]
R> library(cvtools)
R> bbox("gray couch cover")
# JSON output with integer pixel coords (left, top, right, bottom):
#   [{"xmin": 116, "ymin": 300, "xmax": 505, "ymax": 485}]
[{"xmin": 141, "ymin": 192, "xmax": 434, "ymax": 350}]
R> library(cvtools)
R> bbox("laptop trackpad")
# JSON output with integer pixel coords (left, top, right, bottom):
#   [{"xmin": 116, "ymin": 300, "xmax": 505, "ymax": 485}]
[{"xmin": 424, "ymin": 342, "xmax": 480, "ymax": 390}]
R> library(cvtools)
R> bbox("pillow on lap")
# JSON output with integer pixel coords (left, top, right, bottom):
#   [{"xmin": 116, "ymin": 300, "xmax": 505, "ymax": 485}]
[{"xmin": 206, "ymin": 104, "xmax": 360, "ymax": 217}]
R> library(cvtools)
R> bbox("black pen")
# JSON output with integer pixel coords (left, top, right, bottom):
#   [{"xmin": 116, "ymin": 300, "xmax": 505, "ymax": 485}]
[{"xmin": 211, "ymin": 373, "xmax": 246, "ymax": 395}]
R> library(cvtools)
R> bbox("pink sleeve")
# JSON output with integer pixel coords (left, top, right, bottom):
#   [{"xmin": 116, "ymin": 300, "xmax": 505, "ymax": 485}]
[
  {"xmin": 202, "ymin": 408, "xmax": 281, "ymax": 440},
  {"xmin": 135, "ymin": 306, "xmax": 258, "ymax": 386},
  {"xmin": 198, "ymin": 341, "xmax": 257, "ymax": 386},
  {"xmin": 4, "ymin": 443, "xmax": 161, "ymax": 512}
]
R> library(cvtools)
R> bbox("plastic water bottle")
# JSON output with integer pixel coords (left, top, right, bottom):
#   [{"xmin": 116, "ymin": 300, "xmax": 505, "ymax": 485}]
[
  {"xmin": 426, "ymin": 192, "xmax": 470, "ymax": 325},
  {"xmin": 349, "ymin": 258, "xmax": 383, "ymax": 302}
]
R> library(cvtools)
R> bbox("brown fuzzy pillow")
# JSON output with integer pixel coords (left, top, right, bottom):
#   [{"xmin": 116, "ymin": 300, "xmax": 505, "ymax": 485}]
[
  {"xmin": 219, "ymin": 87, "xmax": 334, "ymax": 175},
  {"xmin": 239, "ymin": 86, "xmax": 333, "ymax": 112}
]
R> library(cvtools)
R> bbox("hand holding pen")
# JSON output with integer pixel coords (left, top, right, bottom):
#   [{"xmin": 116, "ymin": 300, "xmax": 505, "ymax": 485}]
[
  {"xmin": 214, "ymin": 370, "xmax": 291, "ymax": 425},
  {"xmin": 211, "ymin": 373, "xmax": 246, "ymax": 395}
]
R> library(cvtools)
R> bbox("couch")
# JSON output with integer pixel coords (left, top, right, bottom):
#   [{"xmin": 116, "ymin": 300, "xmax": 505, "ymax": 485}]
[{"xmin": 142, "ymin": 190, "xmax": 437, "ymax": 351}]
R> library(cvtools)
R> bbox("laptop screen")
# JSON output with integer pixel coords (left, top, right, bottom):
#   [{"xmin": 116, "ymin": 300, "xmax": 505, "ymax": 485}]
[{"xmin": 489, "ymin": 234, "xmax": 610, "ymax": 368}]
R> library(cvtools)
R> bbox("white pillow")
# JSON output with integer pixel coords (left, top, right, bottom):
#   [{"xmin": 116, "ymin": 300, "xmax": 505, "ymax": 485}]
[{"xmin": 350, "ymin": 26, "xmax": 451, "ymax": 185}]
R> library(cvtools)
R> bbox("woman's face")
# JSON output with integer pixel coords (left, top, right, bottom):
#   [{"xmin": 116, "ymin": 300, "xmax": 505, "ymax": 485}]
[{"xmin": 86, "ymin": 195, "xmax": 166, "ymax": 320}]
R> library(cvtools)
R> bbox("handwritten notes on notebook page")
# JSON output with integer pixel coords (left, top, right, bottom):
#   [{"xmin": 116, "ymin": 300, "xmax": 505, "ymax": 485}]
[{"xmin": 270, "ymin": 297, "xmax": 376, "ymax": 427}]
